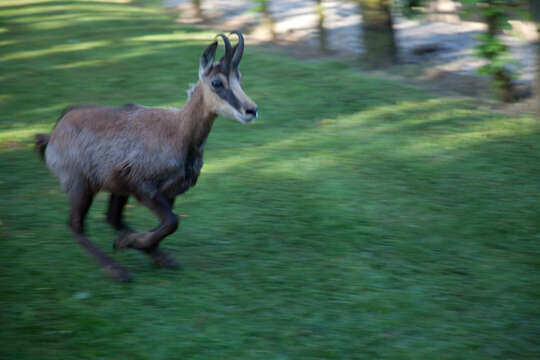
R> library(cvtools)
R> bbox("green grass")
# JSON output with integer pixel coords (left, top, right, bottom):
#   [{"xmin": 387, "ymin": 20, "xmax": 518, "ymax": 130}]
[{"xmin": 1, "ymin": 0, "xmax": 539, "ymax": 359}]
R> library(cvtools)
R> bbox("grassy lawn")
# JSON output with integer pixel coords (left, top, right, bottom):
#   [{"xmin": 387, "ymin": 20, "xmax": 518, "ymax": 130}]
[{"xmin": 1, "ymin": 0, "xmax": 539, "ymax": 358}]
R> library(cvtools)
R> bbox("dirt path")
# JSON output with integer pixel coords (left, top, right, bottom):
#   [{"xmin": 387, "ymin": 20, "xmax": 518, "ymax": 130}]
[{"xmin": 164, "ymin": 0, "xmax": 537, "ymax": 94}]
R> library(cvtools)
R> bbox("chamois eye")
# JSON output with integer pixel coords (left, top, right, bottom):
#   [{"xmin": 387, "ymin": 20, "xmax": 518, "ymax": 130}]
[{"xmin": 211, "ymin": 79, "xmax": 223, "ymax": 88}]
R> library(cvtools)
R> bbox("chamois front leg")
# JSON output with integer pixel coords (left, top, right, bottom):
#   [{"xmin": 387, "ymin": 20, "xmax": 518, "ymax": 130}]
[
  {"xmin": 145, "ymin": 196, "xmax": 180, "ymax": 268},
  {"xmin": 68, "ymin": 180, "xmax": 131, "ymax": 282},
  {"xmin": 114, "ymin": 190, "xmax": 179, "ymax": 269}
]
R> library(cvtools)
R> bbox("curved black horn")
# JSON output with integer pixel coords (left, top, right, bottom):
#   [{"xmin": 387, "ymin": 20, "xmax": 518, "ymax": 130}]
[
  {"xmin": 230, "ymin": 30, "xmax": 244, "ymax": 69},
  {"xmin": 215, "ymin": 33, "xmax": 232, "ymax": 74}
]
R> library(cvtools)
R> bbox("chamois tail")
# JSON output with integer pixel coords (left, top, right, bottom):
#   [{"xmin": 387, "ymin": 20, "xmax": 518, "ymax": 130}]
[{"xmin": 35, "ymin": 133, "xmax": 50, "ymax": 161}]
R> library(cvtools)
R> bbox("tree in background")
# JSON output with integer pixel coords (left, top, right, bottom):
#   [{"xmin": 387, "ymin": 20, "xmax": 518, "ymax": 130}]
[
  {"xmin": 191, "ymin": 0, "xmax": 203, "ymax": 19},
  {"xmin": 315, "ymin": 0, "xmax": 329, "ymax": 53},
  {"xmin": 464, "ymin": 0, "xmax": 521, "ymax": 102},
  {"xmin": 356, "ymin": 0, "xmax": 399, "ymax": 68}
]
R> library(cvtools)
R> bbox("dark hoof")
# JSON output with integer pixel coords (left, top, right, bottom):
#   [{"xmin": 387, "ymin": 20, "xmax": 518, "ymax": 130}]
[
  {"xmin": 113, "ymin": 229, "xmax": 132, "ymax": 250},
  {"xmin": 104, "ymin": 263, "xmax": 132, "ymax": 282},
  {"xmin": 114, "ymin": 231, "xmax": 151, "ymax": 250},
  {"xmin": 147, "ymin": 249, "xmax": 180, "ymax": 269}
]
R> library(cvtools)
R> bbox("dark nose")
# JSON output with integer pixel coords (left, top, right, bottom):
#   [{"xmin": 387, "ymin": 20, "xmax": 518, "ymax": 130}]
[{"xmin": 245, "ymin": 106, "xmax": 258, "ymax": 118}]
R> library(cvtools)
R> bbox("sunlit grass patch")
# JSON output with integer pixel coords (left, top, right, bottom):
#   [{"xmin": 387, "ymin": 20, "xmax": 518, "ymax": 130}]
[
  {"xmin": 1, "ymin": 40, "xmax": 110, "ymax": 61},
  {"xmin": 0, "ymin": 94, "xmax": 12, "ymax": 103},
  {"xmin": 50, "ymin": 58, "xmax": 107, "ymax": 70},
  {"xmin": 130, "ymin": 31, "xmax": 216, "ymax": 43},
  {"xmin": 0, "ymin": 126, "xmax": 50, "ymax": 144}
]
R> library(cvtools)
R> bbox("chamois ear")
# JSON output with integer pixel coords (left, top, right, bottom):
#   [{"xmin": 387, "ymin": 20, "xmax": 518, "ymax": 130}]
[{"xmin": 200, "ymin": 41, "xmax": 217, "ymax": 76}]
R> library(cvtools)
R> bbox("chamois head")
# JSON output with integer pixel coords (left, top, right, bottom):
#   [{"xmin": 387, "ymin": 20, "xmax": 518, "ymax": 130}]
[{"xmin": 199, "ymin": 31, "xmax": 258, "ymax": 124}]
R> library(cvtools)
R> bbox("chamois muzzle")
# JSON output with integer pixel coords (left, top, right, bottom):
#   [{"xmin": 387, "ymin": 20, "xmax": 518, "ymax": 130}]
[{"xmin": 243, "ymin": 106, "xmax": 258, "ymax": 122}]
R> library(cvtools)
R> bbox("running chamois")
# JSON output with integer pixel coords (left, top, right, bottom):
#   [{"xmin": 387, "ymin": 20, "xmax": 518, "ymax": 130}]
[{"xmin": 35, "ymin": 31, "xmax": 258, "ymax": 281}]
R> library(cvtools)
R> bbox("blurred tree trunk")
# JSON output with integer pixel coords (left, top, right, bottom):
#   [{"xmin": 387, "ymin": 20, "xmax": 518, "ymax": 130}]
[
  {"xmin": 529, "ymin": 0, "xmax": 539, "ymax": 112},
  {"xmin": 315, "ymin": 0, "xmax": 329, "ymax": 53},
  {"xmin": 191, "ymin": 0, "xmax": 202, "ymax": 19},
  {"xmin": 484, "ymin": 0, "xmax": 502, "ymax": 37},
  {"xmin": 481, "ymin": 0, "xmax": 515, "ymax": 102},
  {"xmin": 357, "ymin": 0, "xmax": 398, "ymax": 68}
]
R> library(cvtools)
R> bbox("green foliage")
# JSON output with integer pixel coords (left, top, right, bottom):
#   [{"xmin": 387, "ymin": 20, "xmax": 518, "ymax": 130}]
[
  {"xmin": 1, "ymin": 1, "xmax": 539, "ymax": 359},
  {"xmin": 460, "ymin": 0, "xmax": 521, "ymax": 100},
  {"xmin": 400, "ymin": 0, "xmax": 427, "ymax": 19},
  {"xmin": 474, "ymin": 33, "xmax": 514, "ymax": 77},
  {"xmin": 461, "ymin": 0, "xmax": 526, "ymax": 22},
  {"xmin": 251, "ymin": 0, "xmax": 269, "ymax": 14}
]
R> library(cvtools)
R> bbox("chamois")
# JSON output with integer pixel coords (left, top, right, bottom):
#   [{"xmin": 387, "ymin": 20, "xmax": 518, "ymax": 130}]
[{"xmin": 35, "ymin": 31, "xmax": 258, "ymax": 281}]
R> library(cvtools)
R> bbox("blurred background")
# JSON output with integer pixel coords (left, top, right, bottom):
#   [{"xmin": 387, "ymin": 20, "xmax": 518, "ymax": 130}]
[
  {"xmin": 166, "ymin": 0, "xmax": 539, "ymax": 105},
  {"xmin": 0, "ymin": 0, "xmax": 538, "ymax": 359}
]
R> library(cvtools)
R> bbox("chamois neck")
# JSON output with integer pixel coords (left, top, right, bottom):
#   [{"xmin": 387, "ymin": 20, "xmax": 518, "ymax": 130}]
[{"xmin": 181, "ymin": 81, "xmax": 217, "ymax": 149}]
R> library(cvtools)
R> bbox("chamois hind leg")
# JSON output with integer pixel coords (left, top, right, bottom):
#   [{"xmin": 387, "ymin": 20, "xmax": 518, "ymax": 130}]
[
  {"xmin": 106, "ymin": 194, "xmax": 132, "ymax": 232},
  {"xmin": 68, "ymin": 181, "xmax": 131, "ymax": 282},
  {"xmin": 114, "ymin": 191, "xmax": 179, "ymax": 269}
]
